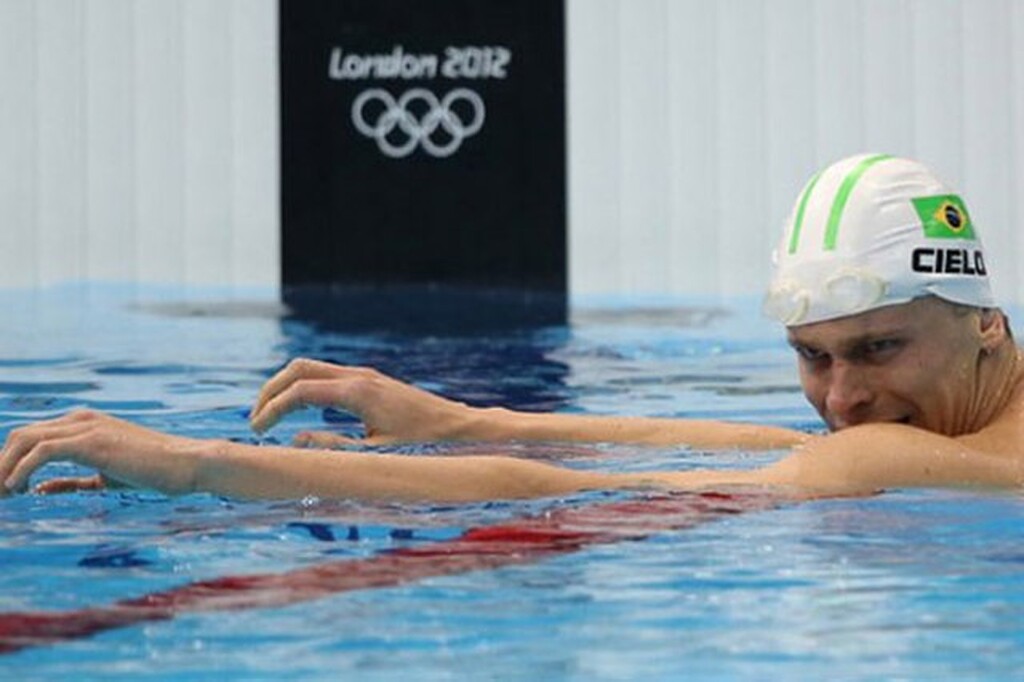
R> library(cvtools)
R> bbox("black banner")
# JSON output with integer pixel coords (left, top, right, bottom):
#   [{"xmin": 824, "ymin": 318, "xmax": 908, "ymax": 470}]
[{"xmin": 280, "ymin": 0, "xmax": 566, "ymax": 327}]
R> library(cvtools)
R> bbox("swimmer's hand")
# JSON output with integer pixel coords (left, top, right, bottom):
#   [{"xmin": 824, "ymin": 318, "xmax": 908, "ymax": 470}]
[
  {"xmin": 248, "ymin": 360, "xmax": 811, "ymax": 450},
  {"xmin": 249, "ymin": 359, "xmax": 481, "ymax": 446},
  {"xmin": 33, "ymin": 473, "xmax": 107, "ymax": 495},
  {"xmin": 0, "ymin": 410, "xmax": 208, "ymax": 496}
]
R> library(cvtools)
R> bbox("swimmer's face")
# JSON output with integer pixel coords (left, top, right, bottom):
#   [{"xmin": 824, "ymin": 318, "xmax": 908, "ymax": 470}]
[{"xmin": 786, "ymin": 297, "xmax": 996, "ymax": 435}]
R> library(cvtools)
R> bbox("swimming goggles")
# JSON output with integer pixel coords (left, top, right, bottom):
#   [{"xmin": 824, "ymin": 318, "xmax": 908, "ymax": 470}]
[{"xmin": 762, "ymin": 267, "xmax": 889, "ymax": 326}]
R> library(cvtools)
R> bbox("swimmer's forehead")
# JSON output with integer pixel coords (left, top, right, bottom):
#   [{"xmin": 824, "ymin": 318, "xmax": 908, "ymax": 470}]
[{"xmin": 784, "ymin": 300, "xmax": 930, "ymax": 347}]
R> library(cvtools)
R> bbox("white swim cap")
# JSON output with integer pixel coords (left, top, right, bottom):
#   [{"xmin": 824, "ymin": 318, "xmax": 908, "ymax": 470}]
[{"xmin": 763, "ymin": 153, "xmax": 995, "ymax": 326}]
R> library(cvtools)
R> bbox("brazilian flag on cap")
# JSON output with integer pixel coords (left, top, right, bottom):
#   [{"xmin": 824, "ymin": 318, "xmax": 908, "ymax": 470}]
[{"xmin": 912, "ymin": 194, "xmax": 975, "ymax": 240}]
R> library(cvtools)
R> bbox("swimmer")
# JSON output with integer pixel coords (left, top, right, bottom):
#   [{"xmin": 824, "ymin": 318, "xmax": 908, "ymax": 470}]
[{"xmin": 2, "ymin": 154, "xmax": 1023, "ymax": 500}]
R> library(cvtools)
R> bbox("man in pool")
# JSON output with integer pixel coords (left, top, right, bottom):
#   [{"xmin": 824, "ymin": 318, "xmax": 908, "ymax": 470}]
[{"xmin": 2, "ymin": 154, "xmax": 1022, "ymax": 500}]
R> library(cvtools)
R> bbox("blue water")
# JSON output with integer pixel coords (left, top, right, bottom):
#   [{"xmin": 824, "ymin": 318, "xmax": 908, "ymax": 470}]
[{"xmin": 0, "ymin": 285, "xmax": 1022, "ymax": 680}]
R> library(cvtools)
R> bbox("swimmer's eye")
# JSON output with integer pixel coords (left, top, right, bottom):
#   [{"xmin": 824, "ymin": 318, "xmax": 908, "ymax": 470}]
[
  {"xmin": 792, "ymin": 344, "xmax": 826, "ymax": 362},
  {"xmin": 860, "ymin": 338, "xmax": 904, "ymax": 358}
]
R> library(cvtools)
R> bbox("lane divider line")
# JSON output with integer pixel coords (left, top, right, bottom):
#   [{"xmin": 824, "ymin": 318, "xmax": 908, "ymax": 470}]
[{"xmin": 0, "ymin": 491, "xmax": 778, "ymax": 654}]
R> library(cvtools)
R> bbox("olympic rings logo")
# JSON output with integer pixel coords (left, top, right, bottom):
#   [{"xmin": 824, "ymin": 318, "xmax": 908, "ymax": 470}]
[{"xmin": 351, "ymin": 88, "xmax": 486, "ymax": 159}]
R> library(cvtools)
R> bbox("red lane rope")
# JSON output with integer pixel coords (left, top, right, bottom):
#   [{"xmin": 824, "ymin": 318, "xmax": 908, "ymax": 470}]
[{"xmin": 0, "ymin": 491, "xmax": 778, "ymax": 655}]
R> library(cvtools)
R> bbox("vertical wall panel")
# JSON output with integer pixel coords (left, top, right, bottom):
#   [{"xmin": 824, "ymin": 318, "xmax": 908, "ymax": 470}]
[
  {"xmin": 0, "ymin": 0, "xmax": 278, "ymax": 293},
  {"xmin": 813, "ymin": 2, "xmax": 865, "ymax": 159},
  {"xmin": 135, "ymin": 0, "xmax": 186, "ymax": 285},
  {"xmin": 666, "ymin": 1, "xmax": 719, "ymax": 295},
  {"xmin": 618, "ymin": 0, "xmax": 671, "ymax": 294},
  {"xmin": 37, "ymin": 0, "xmax": 87, "ymax": 287},
  {"xmin": 567, "ymin": 0, "xmax": 622, "ymax": 294},
  {"xmin": 962, "ymin": 0, "xmax": 1016, "ymax": 303},
  {"xmin": 0, "ymin": 1, "xmax": 38, "ymax": 288},
  {"xmin": 715, "ymin": 0, "xmax": 767, "ymax": 297},
  {"xmin": 1012, "ymin": 1, "xmax": 1024, "ymax": 306},
  {"xmin": 85, "ymin": 0, "xmax": 137, "ymax": 282},
  {"xmin": 863, "ymin": 1, "xmax": 915, "ymax": 154},
  {"xmin": 910, "ymin": 1, "xmax": 965, "ymax": 176},
  {"xmin": 763, "ymin": 0, "xmax": 817, "ymax": 247},
  {"xmin": 183, "ymin": 0, "xmax": 233, "ymax": 287},
  {"xmin": 230, "ymin": 0, "xmax": 279, "ymax": 288}
]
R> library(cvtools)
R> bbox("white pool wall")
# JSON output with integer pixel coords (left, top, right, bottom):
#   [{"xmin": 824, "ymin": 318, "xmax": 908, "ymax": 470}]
[
  {"xmin": 568, "ymin": 0, "xmax": 1024, "ymax": 304},
  {"xmin": 1, "ymin": 0, "xmax": 1021, "ymax": 306},
  {"xmin": 0, "ymin": 0, "xmax": 279, "ymax": 292}
]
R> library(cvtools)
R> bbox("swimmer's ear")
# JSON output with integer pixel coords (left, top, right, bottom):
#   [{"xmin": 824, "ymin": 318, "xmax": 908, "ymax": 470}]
[{"xmin": 978, "ymin": 308, "xmax": 1010, "ymax": 353}]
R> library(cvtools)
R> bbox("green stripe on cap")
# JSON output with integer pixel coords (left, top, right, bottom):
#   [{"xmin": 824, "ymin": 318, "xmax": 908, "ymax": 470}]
[
  {"xmin": 823, "ymin": 153, "xmax": 892, "ymax": 250},
  {"xmin": 787, "ymin": 171, "xmax": 823, "ymax": 254}
]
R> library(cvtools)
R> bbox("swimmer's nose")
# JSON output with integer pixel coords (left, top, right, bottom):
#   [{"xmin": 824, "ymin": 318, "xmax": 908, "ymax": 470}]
[{"xmin": 824, "ymin": 362, "xmax": 874, "ymax": 429}]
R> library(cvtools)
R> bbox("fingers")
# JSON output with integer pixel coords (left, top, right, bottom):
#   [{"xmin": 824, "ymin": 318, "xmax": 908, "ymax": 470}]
[
  {"xmin": 293, "ymin": 430, "xmax": 363, "ymax": 449},
  {"xmin": 1, "ymin": 415, "xmax": 98, "ymax": 491},
  {"xmin": 3, "ymin": 410, "xmax": 186, "ymax": 496},
  {"xmin": 4, "ymin": 433, "xmax": 93, "ymax": 493},
  {"xmin": 250, "ymin": 374, "xmax": 369, "ymax": 433},
  {"xmin": 34, "ymin": 474, "xmax": 106, "ymax": 495},
  {"xmin": 251, "ymin": 359, "xmax": 343, "ymax": 423}
]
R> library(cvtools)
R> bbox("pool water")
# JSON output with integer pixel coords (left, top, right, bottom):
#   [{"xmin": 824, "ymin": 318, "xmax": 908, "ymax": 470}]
[{"xmin": 0, "ymin": 285, "xmax": 1022, "ymax": 680}]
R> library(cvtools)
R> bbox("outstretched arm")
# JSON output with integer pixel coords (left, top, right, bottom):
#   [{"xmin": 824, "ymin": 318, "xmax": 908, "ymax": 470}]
[
  {"xmin": 0, "ymin": 410, "xmax": 672, "ymax": 501},
  {"xmin": 249, "ymin": 359, "xmax": 809, "ymax": 450},
  {"xmin": 3, "ymin": 411, "xmax": 1020, "ymax": 502}
]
